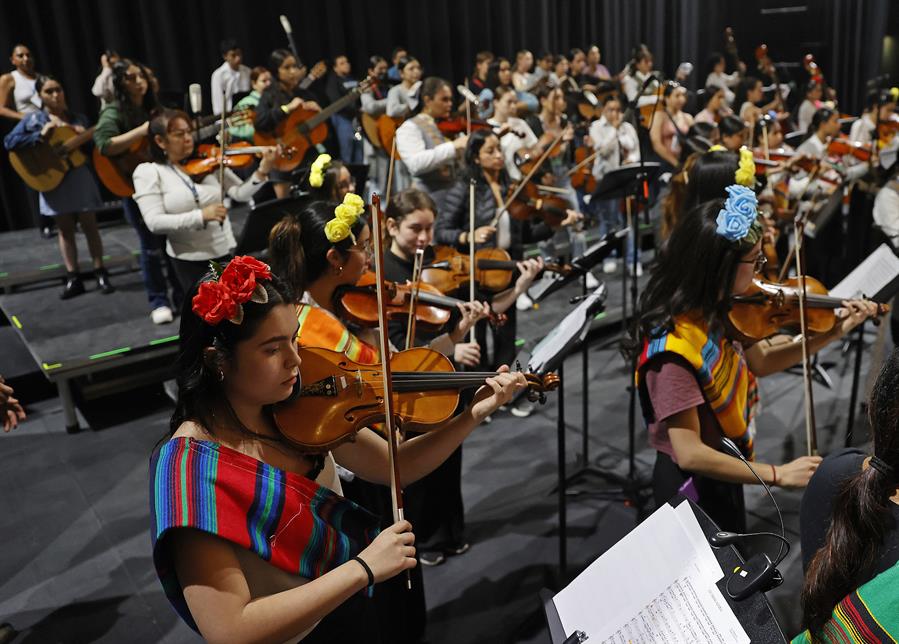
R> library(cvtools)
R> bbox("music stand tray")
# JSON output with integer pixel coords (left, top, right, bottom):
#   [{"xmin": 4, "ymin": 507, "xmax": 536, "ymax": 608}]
[
  {"xmin": 234, "ymin": 193, "xmax": 313, "ymax": 256},
  {"xmin": 592, "ymin": 162, "xmax": 662, "ymax": 202}
]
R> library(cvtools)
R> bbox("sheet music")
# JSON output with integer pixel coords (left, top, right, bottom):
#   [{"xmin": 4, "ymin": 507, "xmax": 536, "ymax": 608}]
[
  {"xmin": 553, "ymin": 504, "xmax": 748, "ymax": 644},
  {"xmin": 830, "ymin": 243, "xmax": 899, "ymax": 301}
]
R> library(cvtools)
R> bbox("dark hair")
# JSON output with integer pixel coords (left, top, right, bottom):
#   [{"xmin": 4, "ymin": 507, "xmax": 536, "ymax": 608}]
[
  {"xmin": 805, "ymin": 79, "xmax": 823, "ymax": 97},
  {"xmin": 34, "ymin": 74, "xmax": 59, "ymax": 96},
  {"xmin": 753, "ymin": 113, "xmax": 777, "ymax": 141},
  {"xmin": 733, "ymin": 76, "xmax": 761, "ymax": 110},
  {"xmin": 704, "ymin": 52, "xmax": 726, "ymax": 79},
  {"xmin": 493, "ymin": 84, "xmax": 516, "ymax": 105},
  {"xmin": 568, "ymin": 48, "xmax": 585, "ymax": 61},
  {"xmin": 636, "ymin": 199, "xmax": 746, "ymax": 339},
  {"xmin": 368, "ymin": 55, "xmax": 386, "ymax": 70},
  {"xmin": 701, "ymin": 85, "xmax": 725, "ymax": 110},
  {"xmin": 420, "ymin": 76, "xmax": 450, "ymax": 102},
  {"xmin": 865, "ymin": 88, "xmax": 894, "ymax": 111},
  {"xmin": 331, "ymin": 54, "xmax": 348, "ymax": 68},
  {"xmin": 250, "ymin": 66, "xmax": 269, "ymax": 84},
  {"xmin": 112, "ymin": 58, "xmax": 159, "ymax": 112},
  {"xmin": 472, "ymin": 51, "xmax": 494, "ymax": 79},
  {"xmin": 533, "ymin": 80, "xmax": 558, "ymax": 103},
  {"xmin": 268, "ymin": 200, "xmax": 367, "ymax": 295},
  {"xmin": 485, "ymin": 58, "xmax": 511, "ymax": 91},
  {"xmin": 220, "ymin": 38, "xmax": 240, "ymax": 57},
  {"xmin": 170, "ymin": 267, "xmax": 297, "ymax": 438},
  {"xmin": 386, "ymin": 188, "xmax": 437, "ymax": 225},
  {"xmin": 148, "ymin": 109, "xmax": 191, "ymax": 163},
  {"xmin": 719, "ymin": 114, "xmax": 746, "ymax": 138},
  {"xmin": 10, "ymin": 43, "xmax": 29, "ymax": 55},
  {"xmin": 462, "ymin": 129, "xmax": 508, "ymax": 184},
  {"xmin": 809, "ymin": 107, "xmax": 837, "ymax": 134},
  {"xmin": 391, "ymin": 46, "xmax": 407, "ymax": 61},
  {"xmin": 661, "ymin": 149, "xmax": 738, "ymax": 238},
  {"xmin": 268, "ymin": 48, "xmax": 296, "ymax": 77},
  {"xmin": 396, "ymin": 55, "xmax": 418, "ymax": 75},
  {"xmin": 801, "ymin": 348, "xmax": 899, "ymax": 635},
  {"xmin": 306, "ymin": 157, "xmax": 347, "ymax": 201}
]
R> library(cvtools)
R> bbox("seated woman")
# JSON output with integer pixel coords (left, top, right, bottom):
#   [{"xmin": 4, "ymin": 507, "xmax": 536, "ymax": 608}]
[
  {"xmin": 151, "ymin": 256, "xmax": 523, "ymax": 643},
  {"xmin": 634, "ymin": 178, "xmax": 877, "ymax": 532},
  {"xmin": 795, "ymin": 348, "xmax": 899, "ymax": 643},
  {"xmin": 132, "ymin": 109, "xmax": 276, "ymax": 291},
  {"xmin": 3, "ymin": 74, "xmax": 114, "ymax": 299}
]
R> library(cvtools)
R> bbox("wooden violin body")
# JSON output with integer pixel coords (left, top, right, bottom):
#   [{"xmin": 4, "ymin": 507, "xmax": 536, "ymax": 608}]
[
  {"xmin": 421, "ymin": 246, "xmax": 570, "ymax": 293},
  {"xmin": 569, "ymin": 146, "xmax": 597, "ymax": 194},
  {"xmin": 273, "ymin": 346, "xmax": 560, "ymax": 451},
  {"xmin": 337, "ymin": 271, "xmax": 452, "ymax": 330},
  {"xmin": 181, "ymin": 142, "xmax": 282, "ymax": 178}
]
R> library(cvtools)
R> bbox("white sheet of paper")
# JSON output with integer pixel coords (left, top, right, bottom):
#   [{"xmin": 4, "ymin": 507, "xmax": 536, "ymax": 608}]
[
  {"xmin": 830, "ymin": 243, "xmax": 899, "ymax": 301},
  {"xmin": 553, "ymin": 504, "xmax": 748, "ymax": 644}
]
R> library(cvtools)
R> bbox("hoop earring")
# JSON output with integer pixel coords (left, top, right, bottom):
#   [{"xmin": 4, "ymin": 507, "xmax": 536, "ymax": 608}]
[{"xmin": 217, "ymin": 369, "xmax": 225, "ymax": 382}]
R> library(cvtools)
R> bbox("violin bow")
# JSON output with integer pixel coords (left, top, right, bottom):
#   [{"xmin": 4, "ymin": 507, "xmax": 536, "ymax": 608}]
[
  {"xmin": 385, "ymin": 135, "xmax": 397, "ymax": 207},
  {"xmin": 497, "ymin": 129, "xmax": 566, "ymax": 225},
  {"xmin": 405, "ymin": 248, "xmax": 425, "ymax": 350},
  {"xmin": 468, "ymin": 177, "xmax": 477, "ymax": 342},
  {"xmin": 218, "ymin": 86, "xmax": 227, "ymax": 229},
  {"xmin": 369, "ymin": 194, "xmax": 411, "ymax": 587},
  {"xmin": 792, "ymin": 212, "xmax": 819, "ymax": 456}
]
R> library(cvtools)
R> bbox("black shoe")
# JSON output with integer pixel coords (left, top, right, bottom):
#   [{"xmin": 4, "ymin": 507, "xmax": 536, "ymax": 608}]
[
  {"xmin": 445, "ymin": 541, "xmax": 471, "ymax": 556},
  {"xmin": 60, "ymin": 274, "xmax": 85, "ymax": 299},
  {"xmin": 95, "ymin": 268, "xmax": 115, "ymax": 294},
  {"xmin": 40, "ymin": 225, "xmax": 53, "ymax": 239},
  {"xmin": 0, "ymin": 622, "xmax": 17, "ymax": 644},
  {"xmin": 419, "ymin": 551, "xmax": 446, "ymax": 567}
]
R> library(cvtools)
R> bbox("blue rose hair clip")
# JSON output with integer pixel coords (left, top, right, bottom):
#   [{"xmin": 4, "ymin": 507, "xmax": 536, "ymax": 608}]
[{"xmin": 715, "ymin": 184, "xmax": 762, "ymax": 246}]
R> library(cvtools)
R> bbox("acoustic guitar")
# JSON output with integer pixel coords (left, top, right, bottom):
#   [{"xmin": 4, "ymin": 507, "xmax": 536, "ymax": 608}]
[
  {"xmin": 254, "ymin": 77, "xmax": 373, "ymax": 172},
  {"xmin": 92, "ymin": 137, "xmax": 150, "ymax": 197},
  {"xmin": 9, "ymin": 125, "xmax": 94, "ymax": 192},
  {"xmin": 360, "ymin": 113, "xmax": 404, "ymax": 157}
]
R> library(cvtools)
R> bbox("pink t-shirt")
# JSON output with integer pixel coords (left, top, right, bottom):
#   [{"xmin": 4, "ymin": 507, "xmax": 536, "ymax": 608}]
[{"xmin": 642, "ymin": 354, "xmax": 725, "ymax": 463}]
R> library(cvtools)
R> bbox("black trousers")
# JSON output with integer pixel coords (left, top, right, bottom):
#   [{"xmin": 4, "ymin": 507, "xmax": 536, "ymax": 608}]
[{"xmin": 653, "ymin": 450, "xmax": 747, "ymax": 533}]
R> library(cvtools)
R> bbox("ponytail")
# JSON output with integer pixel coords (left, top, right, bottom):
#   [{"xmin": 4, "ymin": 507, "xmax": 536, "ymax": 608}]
[
  {"xmin": 268, "ymin": 213, "xmax": 308, "ymax": 295},
  {"xmin": 800, "ymin": 348, "xmax": 899, "ymax": 635}
]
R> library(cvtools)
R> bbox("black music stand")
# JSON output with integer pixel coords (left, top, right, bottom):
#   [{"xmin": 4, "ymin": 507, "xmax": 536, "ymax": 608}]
[
  {"xmin": 539, "ymin": 497, "xmax": 787, "ymax": 643},
  {"xmin": 526, "ymin": 286, "xmax": 607, "ymax": 579}
]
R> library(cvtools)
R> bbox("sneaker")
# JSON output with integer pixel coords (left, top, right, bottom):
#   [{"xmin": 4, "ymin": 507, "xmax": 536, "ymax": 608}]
[
  {"xmin": 419, "ymin": 551, "xmax": 446, "ymax": 567},
  {"xmin": 151, "ymin": 306, "xmax": 174, "ymax": 325},
  {"xmin": 445, "ymin": 541, "xmax": 471, "ymax": 556},
  {"xmin": 602, "ymin": 258, "xmax": 617, "ymax": 274},
  {"xmin": 482, "ymin": 415, "xmax": 492, "ymax": 424},
  {"xmin": 627, "ymin": 262, "xmax": 644, "ymax": 278},
  {"xmin": 584, "ymin": 271, "xmax": 600, "ymax": 288},
  {"xmin": 60, "ymin": 274, "xmax": 85, "ymax": 300},
  {"xmin": 95, "ymin": 268, "xmax": 115, "ymax": 294},
  {"xmin": 510, "ymin": 400, "xmax": 535, "ymax": 418},
  {"xmin": 516, "ymin": 292, "xmax": 534, "ymax": 311}
]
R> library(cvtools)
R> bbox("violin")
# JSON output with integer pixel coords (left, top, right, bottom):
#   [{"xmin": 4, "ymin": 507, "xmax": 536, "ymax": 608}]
[
  {"xmin": 569, "ymin": 146, "xmax": 597, "ymax": 194},
  {"xmin": 181, "ymin": 142, "xmax": 279, "ymax": 177},
  {"xmin": 422, "ymin": 246, "xmax": 571, "ymax": 293},
  {"xmin": 272, "ymin": 345, "xmax": 559, "ymax": 451},
  {"xmin": 336, "ymin": 270, "xmax": 507, "ymax": 329},
  {"xmin": 827, "ymin": 137, "xmax": 872, "ymax": 162},
  {"xmin": 436, "ymin": 116, "xmax": 494, "ymax": 138},
  {"xmin": 728, "ymin": 276, "xmax": 890, "ymax": 342},
  {"xmin": 505, "ymin": 186, "xmax": 570, "ymax": 227}
]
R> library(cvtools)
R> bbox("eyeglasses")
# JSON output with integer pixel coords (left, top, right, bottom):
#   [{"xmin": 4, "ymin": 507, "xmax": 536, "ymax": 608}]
[
  {"xmin": 740, "ymin": 253, "xmax": 767, "ymax": 273},
  {"xmin": 351, "ymin": 239, "xmax": 373, "ymax": 258}
]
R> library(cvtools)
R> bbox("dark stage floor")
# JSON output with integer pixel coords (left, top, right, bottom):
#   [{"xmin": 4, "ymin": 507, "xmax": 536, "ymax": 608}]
[{"xmin": 0, "ymin": 273, "xmax": 888, "ymax": 643}]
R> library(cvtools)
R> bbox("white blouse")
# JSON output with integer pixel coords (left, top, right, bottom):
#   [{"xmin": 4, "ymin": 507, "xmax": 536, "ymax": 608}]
[{"xmin": 133, "ymin": 162, "xmax": 265, "ymax": 261}]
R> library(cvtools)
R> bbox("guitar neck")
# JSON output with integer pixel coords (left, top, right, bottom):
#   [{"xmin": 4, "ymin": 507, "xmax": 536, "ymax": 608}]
[{"xmin": 300, "ymin": 84, "xmax": 366, "ymax": 131}]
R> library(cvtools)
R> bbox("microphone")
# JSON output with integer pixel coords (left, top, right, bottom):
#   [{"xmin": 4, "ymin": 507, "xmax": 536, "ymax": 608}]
[
  {"xmin": 188, "ymin": 83, "xmax": 202, "ymax": 115},
  {"xmin": 712, "ymin": 436, "xmax": 788, "ymax": 600},
  {"xmin": 279, "ymin": 14, "xmax": 292, "ymax": 34},
  {"xmin": 457, "ymin": 84, "xmax": 480, "ymax": 106}
]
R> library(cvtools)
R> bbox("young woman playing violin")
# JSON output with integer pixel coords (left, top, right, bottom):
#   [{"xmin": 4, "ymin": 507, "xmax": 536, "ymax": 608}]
[
  {"xmin": 254, "ymin": 49, "xmax": 322, "ymax": 200},
  {"xmin": 265, "ymin": 195, "xmax": 492, "ymax": 641},
  {"xmin": 634, "ymin": 183, "xmax": 879, "ymax": 532},
  {"xmin": 132, "ymin": 109, "xmax": 277, "ymax": 291},
  {"xmin": 150, "ymin": 257, "xmax": 525, "ymax": 643}
]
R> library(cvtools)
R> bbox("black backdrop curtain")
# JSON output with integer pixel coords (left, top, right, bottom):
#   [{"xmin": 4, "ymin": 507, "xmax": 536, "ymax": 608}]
[{"xmin": 0, "ymin": 0, "xmax": 888, "ymax": 232}]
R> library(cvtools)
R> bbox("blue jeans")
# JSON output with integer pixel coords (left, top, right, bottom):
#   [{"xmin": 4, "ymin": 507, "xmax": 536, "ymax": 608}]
[
  {"xmin": 122, "ymin": 197, "xmax": 180, "ymax": 311},
  {"xmin": 593, "ymin": 198, "xmax": 637, "ymax": 265},
  {"xmin": 331, "ymin": 114, "xmax": 362, "ymax": 164}
]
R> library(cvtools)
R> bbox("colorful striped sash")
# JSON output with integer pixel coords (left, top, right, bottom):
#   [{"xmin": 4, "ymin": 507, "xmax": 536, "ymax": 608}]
[
  {"xmin": 150, "ymin": 437, "xmax": 379, "ymax": 631},
  {"xmin": 792, "ymin": 562, "xmax": 899, "ymax": 643},
  {"xmin": 296, "ymin": 303, "xmax": 379, "ymax": 364},
  {"xmin": 636, "ymin": 315, "xmax": 759, "ymax": 459}
]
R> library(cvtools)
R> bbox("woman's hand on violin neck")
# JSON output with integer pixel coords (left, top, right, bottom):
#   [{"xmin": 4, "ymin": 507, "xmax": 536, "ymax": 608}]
[
  {"xmin": 837, "ymin": 299, "xmax": 880, "ymax": 336},
  {"xmin": 514, "ymin": 257, "xmax": 544, "ymax": 294},
  {"xmin": 776, "ymin": 455, "xmax": 822, "ymax": 488},
  {"xmin": 470, "ymin": 366, "xmax": 529, "ymax": 422},
  {"xmin": 453, "ymin": 300, "xmax": 491, "ymax": 339},
  {"xmin": 358, "ymin": 520, "xmax": 417, "ymax": 584},
  {"xmin": 202, "ymin": 203, "xmax": 227, "ymax": 223},
  {"xmin": 560, "ymin": 209, "xmax": 583, "ymax": 228},
  {"xmin": 453, "ymin": 341, "xmax": 481, "ymax": 367},
  {"xmin": 256, "ymin": 146, "xmax": 278, "ymax": 175},
  {"xmin": 452, "ymin": 134, "xmax": 470, "ymax": 151}
]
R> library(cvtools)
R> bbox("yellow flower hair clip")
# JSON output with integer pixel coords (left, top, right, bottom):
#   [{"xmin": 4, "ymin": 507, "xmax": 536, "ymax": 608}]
[
  {"xmin": 309, "ymin": 153, "xmax": 332, "ymax": 188},
  {"xmin": 324, "ymin": 192, "xmax": 365, "ymax": 244},
  {"xmin": 735, "ymin": 146, "xmax": 756, "ymax": 187},
  {"xmin": 708, "ymin": 144, "xmax": 726, "ymax": 152}
]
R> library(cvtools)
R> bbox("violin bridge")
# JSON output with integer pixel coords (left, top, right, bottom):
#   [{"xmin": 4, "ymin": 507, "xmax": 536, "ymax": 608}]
[{"xmin": 299, "ymin": 376, "xmax": 339, "ymax": 397}]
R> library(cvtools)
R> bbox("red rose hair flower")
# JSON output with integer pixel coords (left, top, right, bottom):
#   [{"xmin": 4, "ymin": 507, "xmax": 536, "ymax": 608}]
[{"xmin": 191, "ymin": 256, "xmax": 273, "ymax": 326}]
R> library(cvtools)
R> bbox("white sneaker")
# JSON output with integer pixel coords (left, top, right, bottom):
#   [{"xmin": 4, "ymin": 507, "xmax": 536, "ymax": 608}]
[
  {"xmin": 602, "ymin": 258, "xmax": 618, "ymax": 274},
  {"xmin": 516, "ymin": 293, "xmax": 534, "ymax": 311},
  {"xmin": 510, "ymin": 400, "xmax": 535, "ymax": 418},
  {"xmin": 151, "ymin": 306, "xmax": 174, "ymax": 325},
  {"xmin": 627, "ymin": 262, "xmax": 644, "ymax": 278},
  {"xmin": 584, "ymin": 271, "xmax": 600, "ymax": 289}
]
